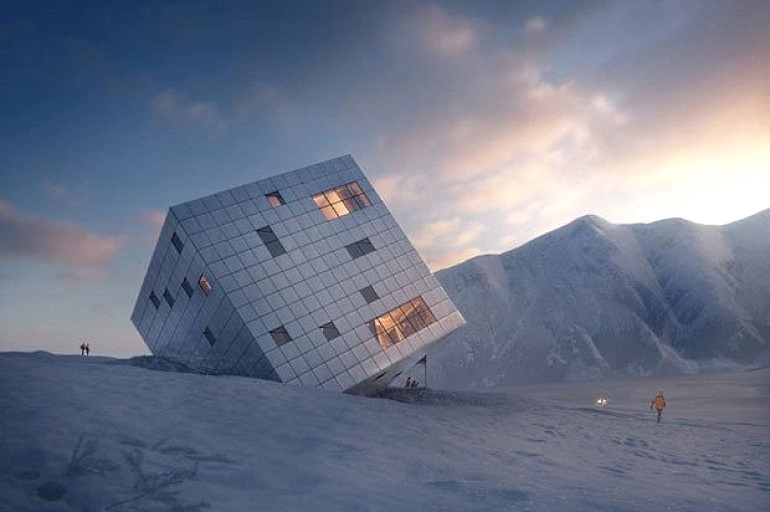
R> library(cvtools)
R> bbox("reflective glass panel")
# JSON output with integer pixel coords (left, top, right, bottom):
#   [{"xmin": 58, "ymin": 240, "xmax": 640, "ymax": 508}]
[{"xmin": 368, "ymin": 296, "xmax": 438, "ymax": 349}]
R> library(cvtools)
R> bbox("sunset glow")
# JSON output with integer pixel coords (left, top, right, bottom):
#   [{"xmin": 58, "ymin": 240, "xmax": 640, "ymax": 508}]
[{"xmin": 1, "ymin": 1, "xmax": 768, "ymax": 356}]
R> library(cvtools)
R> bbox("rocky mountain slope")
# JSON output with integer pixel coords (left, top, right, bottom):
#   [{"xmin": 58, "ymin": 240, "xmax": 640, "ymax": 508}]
[{"xmin": 429, "ymin": 209, "xmax": 770, "ymax": 387}]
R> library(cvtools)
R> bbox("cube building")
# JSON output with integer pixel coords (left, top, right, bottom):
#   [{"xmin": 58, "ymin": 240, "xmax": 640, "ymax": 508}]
[{"xmin": 131, "ymin": 155, "xmax": 465, "ymax": 394}]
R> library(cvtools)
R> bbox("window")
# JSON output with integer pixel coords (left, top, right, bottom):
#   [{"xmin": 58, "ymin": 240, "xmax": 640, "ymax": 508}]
[
  {"xmin": 270, "ymin": 326, "xmax": 292, "ymax": 346},
  {"xmin": 266, "ymin": 191, "xmax": 285, "ymax": 208},
  {"xmin": 257, "ymin": 226, "xmax": 287, "ymax": 257},
  {"xmin": 359, "ymin": 285, "xmax": 379, "ymax": 304},
  {"xmin": 204, "ymin": 327, "xmax": 216, "ymax": 346},
  {"xmin": 368, "ymin": 297, "xmax": 438, "ymax": 350},
  {"xmin": 171, "ymin": 232, "xmax": 184, "ymax": 254},
  {"xmin": 149, "ymin": 291, "xmax": 160, "ymax": 309},
  {"xmin": 199, "ymin": 275, "xmax": 212, "ymax": 295},
  {"xmin": 345, "ymin": 238, "xmax": 375, "ymax": 259},
  {"xmin": 312, "ymin": 181, "xmax": 372, "ymax": 220},
  {"xmin": 320, "ymin": 321, "xmax": 341, "ymax": 341},
  {"xmin": 163, "ymin": 288, "xmax": 175, "ymax": 307},
  {"xmin": 181, "ymin": 278, "xmax": 194, "ymax": 298}
]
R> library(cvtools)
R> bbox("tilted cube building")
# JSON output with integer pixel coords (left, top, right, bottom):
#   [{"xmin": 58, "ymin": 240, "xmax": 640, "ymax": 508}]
[{"xmin": 131, "ymin": 155, "xmax": 465, "ymax": 394}]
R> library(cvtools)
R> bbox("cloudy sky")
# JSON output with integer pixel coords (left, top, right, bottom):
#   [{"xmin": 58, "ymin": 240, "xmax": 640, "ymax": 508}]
[{"xmin": 2, "ymin": 0, "xmax": 769, "ymax": 356}]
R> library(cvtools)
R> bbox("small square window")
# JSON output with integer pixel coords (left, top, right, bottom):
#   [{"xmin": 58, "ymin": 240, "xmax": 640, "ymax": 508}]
[
  {"xmin": 320, "ymin": 321, "xmax": 341, "ymax": 341},
  {"xmin": 181, "ymin": 278, "xmax": 194, "ymax": 298},
  {"xmin": 270, "ymin": 325, "xmax": 293, "ymax": 346},
  {"xmin": 149, "ymin": 291, "xmax": 160, "ymax": 309},
  {"xmin": 204, "ymin": 326, "xmax": 216, "ymax": 346},
  {"xmin": 266, "ymin": 191, "xmax": 285, "ymax": 208},
  {"xmin": 360, "ymin": 285, "xmax": 379, "ymax": 304},
  {"xmin": 163, "ymin": 288, "xmax": 175, "ymax": 307},
  {"xmin": 199, "ymin": 275, "xmax": 212, "ymax": 295},
  {"xmin": 171, "ymin": 231, "xmax": 184, "ymax": 254},
  {"xmin": 345, "ymin": 238, "xmax": 376, "ymax": 259},
  {"xmin": 257, "ymin": 226, "xmax": 287, "ymax": 257}
]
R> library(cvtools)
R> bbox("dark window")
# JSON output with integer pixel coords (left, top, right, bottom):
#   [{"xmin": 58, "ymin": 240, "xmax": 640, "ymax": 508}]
[
  {"xmin": 181, "ymin": 278, "xmax": 194, "ymax": 298},
  {"xmin": 257, "ymin": 226, "xmax": 287, "ymax": 257},
  {"xmin": 163, "ymin": 288, "xmax": 175, "ymax": 307},
  {"xmin": 149, "ymin": 291, "xmax": 160, "ymax": 309},
  {"xmin": 312, "ymin": 181, "xmax": 372, "ymax": 220},
  {"xmin": 368, "ymin": 297, "xmax": 438, "ymax": 350},
  {"xmin": 266, "ymin": 191, "xmax": 285, "ymax": 208},
  {"xmin": 204, "ymin": 327, "xmax": 216, "ymax": 346},
  {"xmin": 360, "ymin": 285, "xmax": 379, "ymax": 304},
  {"xmin": 199, "ymin": 275, "xmax": 212, "ymax": 295},
  {"xmin": 345, "ymin": 238, "xmax": 375, "ymax": 259},
  {"xmin": 171, "ymin": 232, "xmax": 184, "ymax": 254},
  {"xmin": 320, "ymin": 322, "xmax": 341, "ymax": 341},
  {"xmin": 270, "ymin": 326, "xmax": 292, "ymax": 346}
]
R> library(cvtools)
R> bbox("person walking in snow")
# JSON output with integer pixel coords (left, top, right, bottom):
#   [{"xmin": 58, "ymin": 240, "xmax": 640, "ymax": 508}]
[
  {"xmin": 80, "ymin": 342, "xmax": 86, "ymax": 355},
  {"xmin": 650, "ymin": 389, "xmax": 666, "ymax": 423},
  {"xmin": 85, "ymin": 343, "xmax": 90, "ymax": 356}
]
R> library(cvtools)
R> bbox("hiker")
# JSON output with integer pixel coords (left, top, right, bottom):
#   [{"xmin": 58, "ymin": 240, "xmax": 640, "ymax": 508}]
[
  {"xmin": 85, "ymin": 343, "xmax": 90, "ymax": 356},
  {"xmin": 80, "ymin": 342, "xmax": 86, "ymax": 355},
  {"xmin": 405, "ymin": 377, "xmax": 413, "ymax": 388},
  {"xmin": 650, "ymin": 389, "xmax": 666, "ymax": 423}
]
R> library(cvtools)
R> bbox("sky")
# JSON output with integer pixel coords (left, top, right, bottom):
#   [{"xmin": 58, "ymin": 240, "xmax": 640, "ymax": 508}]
[{"xmin": 1, "ymin": 0, "xmax": 769, "ymax": 357}]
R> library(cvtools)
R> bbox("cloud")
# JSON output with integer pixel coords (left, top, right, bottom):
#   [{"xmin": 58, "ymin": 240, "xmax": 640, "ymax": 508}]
[
  {"xmin": 151, "ymin": 88, "xmax": 226, "ymax": 135},
  {"xmin": 141, "ymin": 210, "xmax": 166, "ymax": 245},
  {"xmin": 142, "ymin": 210, "xmax": 166, "ymax": 230},
  {"xmin": 0, "ymin": 201, "xmax": 121, "ymax": 267},
  {"xmin": 525, "ymin": 17, "xmax": 546, "ymax": 34},
  {"xmin": 235, "ymin": 82, "xmax": 297, "ymax": 125},
  {"xmin": 420, "ymin": 5, "xmax": 477, "ymax": 56},
  {"xmin": 41, "ymin": 181, "xmax": 91, "ymax": 209},
  {"xmin": 406, "ymin": 217, "xmax": 487, "ymax": 270},
  {"xmin": 362, "ymin": 2, "xmax": 770, "ymax": 271},
  {"xmin": 392, "ymin": 4, "xmax": 478, "ymax": 58},
  {"xmin": 54, "ymin": 267, "xmax": 107, "ymax": 285}
]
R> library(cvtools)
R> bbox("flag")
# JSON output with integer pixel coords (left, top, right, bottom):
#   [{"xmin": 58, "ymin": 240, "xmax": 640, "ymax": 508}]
[{"xmin": 417, "ymin": 355, "xmax": 427, "ymax": 365}]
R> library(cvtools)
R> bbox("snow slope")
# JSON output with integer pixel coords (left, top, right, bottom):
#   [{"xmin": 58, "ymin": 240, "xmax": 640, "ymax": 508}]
[
  {"xmin": 1, "ymin": 352, "xmax": 769, "ymax": 511},
  {"xmin": 432, "ymin": 209, "xmax": 770, "ymax": 388}
]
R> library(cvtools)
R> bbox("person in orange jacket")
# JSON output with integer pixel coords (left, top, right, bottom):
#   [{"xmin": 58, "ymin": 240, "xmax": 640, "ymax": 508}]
[{"xmin": 650, "ymin": 389, "xmax": 666, "ymax": 423}]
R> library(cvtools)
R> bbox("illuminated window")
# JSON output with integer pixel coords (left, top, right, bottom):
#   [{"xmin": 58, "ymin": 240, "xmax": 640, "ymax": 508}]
[
  {"xmin": 149, "ymin": 291, "xmax": 160, "ymax": 309},
  {"xmin": 181, "ymin": 278, "xmax": 194, "ymax": 298},
  {"xmin": 257, "ymin": 226, "xmax": 287, "ymax": 257},
  {"xmin": 360, "ymin": 285, "xmax": 379, "ymax": 304},
  {"xmin": 345, "ymin": 238, "xmax": 375, "ymax": 259},
  {"xmin": 171, "ymin": 232, "xmax": 184, "ymax": 254},
  {"xmin": 368, "ymin": 297, "xmax": 438, "ymax": 350},
  {"xmin": 204, "ymin": 326, "xmax": 216, "ymax": 346},
  {"xmin": 312, "ymin": 181, "xmax": 372, "ymax": 220},
  {"xmin": 199, "ymin": 275, "xmax": 212, "ymax": 295},
  {"xmin": 270, "ymin": 325, "xmax": 292, "ymax": 346},
  {"xmin": 266, "ymin": 191, "xmax": 285, "ymax": 208},
  {"xmin": 163, "ymin": 288, "xmax": 175, "ymax": 307},
  {"xmin": 320, "ymin": 321, "xmax": 341, "ymax": 341}
]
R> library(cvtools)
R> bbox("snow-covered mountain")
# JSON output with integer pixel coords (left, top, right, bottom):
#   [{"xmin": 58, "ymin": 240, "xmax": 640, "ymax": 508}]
[{"xmin": 431, "ymin": 209, "xmax": 770, "ymax": 388}]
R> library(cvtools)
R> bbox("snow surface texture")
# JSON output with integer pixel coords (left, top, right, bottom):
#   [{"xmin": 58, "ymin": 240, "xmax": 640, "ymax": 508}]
[
  {"xmin": 1, "ymin": 352, "xmax": 768, "ymax": 511},
  {"xmin": 431, "ymin": 209, "xmax": 770, "ymax": 388}
]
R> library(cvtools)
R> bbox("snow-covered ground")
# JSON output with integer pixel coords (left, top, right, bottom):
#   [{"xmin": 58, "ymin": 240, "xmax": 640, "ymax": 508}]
[{"xmin": 1, "ymin": 351, "xmax": 768, "ymax": 511}]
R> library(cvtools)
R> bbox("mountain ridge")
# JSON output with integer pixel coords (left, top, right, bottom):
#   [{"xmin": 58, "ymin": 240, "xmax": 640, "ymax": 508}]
[{"xmin": 430, "ymin": 208, "xmax": 770, "ymax": 387}]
